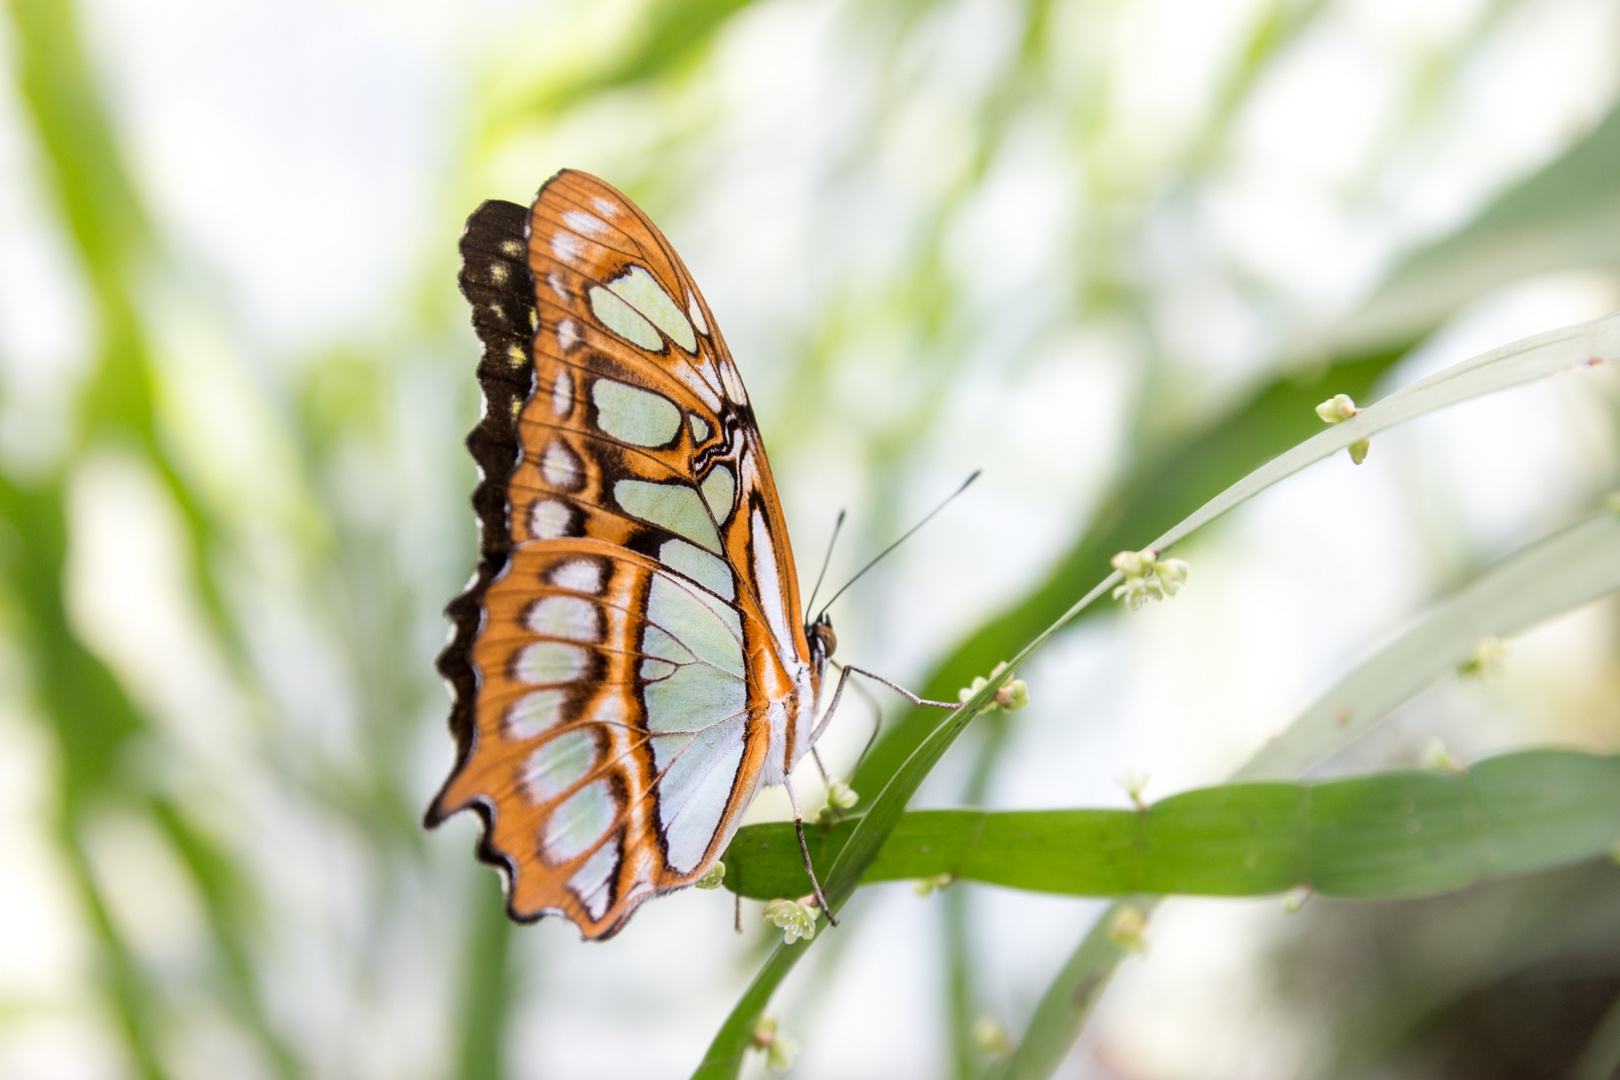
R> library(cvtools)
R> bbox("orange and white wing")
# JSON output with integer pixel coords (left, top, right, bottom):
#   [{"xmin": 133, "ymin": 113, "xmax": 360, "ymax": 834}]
[{"xmin": 427, "ymin": 172, "xmax": 818, "ymax": 938}]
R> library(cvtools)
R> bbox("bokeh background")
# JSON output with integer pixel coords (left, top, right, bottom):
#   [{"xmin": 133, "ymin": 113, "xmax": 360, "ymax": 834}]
[{"xmin": 3, "ymin": 0, "xmax": 1620, "ymax": 1077}]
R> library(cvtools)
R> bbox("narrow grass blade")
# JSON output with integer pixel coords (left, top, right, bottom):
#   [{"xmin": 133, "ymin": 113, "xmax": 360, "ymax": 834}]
[
  {"xmin": 1238, "ymin": 509, "xmax": 1620, "ymax": 781},
  {"xmin": 991, "ymin": 895, "xmax": 1157, "ymax": 1080}
]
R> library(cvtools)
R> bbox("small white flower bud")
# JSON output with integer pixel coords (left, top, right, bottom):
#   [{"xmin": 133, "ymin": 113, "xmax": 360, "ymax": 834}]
[
  {"xmin": 1421, "ymin": 738, "xmax": 1464, "ymax": 775},
  {"xmin": 694, "ymin": 861, "xmax": 726, "ymax": 889},
  {"xmin": 912, "ymin": 873, "xmax": 955, "ymax": 897},
  {"xmin": 995, "ymin": 679, "xmax": 1029, "ymax": 711},
  {"xmin": 971, "ymin": 1016, "xmax": 1015, "ymax": 1057},
  {"xmin": 1315, "ymin": 394, "xmax": 1359, "ymax": 424},
  {"xmin": 1458, "ymin": 635, "xmax": 1506, "ymax": 679},
  {"xmin": 1155, "ymin": 558, "xmax": 1190, "ymax": 596},
  {"xmin": 1107, "ymin": 904, "xmax": 1149, "ymax": 953},
  {"xmin": 1111, "ymin": 548, "xmax": 1157, "ymax": 577},
  {"xmin": 1116, "ymin": 771, "xmax": 1150, "ymax": 811},
  {"xmin": 752, "ymin": 1016, "xmax": 798, "ymax": 1073}
]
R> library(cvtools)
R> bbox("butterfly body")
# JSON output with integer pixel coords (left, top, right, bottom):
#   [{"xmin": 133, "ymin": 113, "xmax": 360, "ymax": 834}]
[{"xmin": 428, "ymin": 171, "xmax": 831, "ymax": 939}]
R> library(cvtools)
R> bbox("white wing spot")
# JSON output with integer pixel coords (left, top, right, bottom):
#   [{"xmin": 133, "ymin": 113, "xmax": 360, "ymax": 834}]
[
  {"xmin": 687, "ymin": 292, "xmax": 709, "ymax": 335},
  {"xmin": 719, "ymin": 361, "xmax": 748, "ymax": 405},
  {"xmin": 552, "ymin": 367, "xmax": 573, "ymax": 417},
  {"xmin": 690, "ymin": 415, "xmax": 710, "ymax": 443},
  {"xmin": 499, "ymin": 239, "xmax": 524, "ymax": 258},
  {"xmin": 558, "ymin": 319, "xmax": 579, "ymax": 352},
  {"xmin": 550, "ymin": 558, "xmax": 604, "ymax": 594},
  {"xmin": 562, "ymin": 210, "xmax": 612, "ymax": 239},
  {"xmin": 591, "ymin": 196, "xmax": 619, "ymax": 218},
  {"xmin": 489, "ymin": 262, "xmax": 510, "ymax": 284},
  {"xmin": 530, "ymin": 499, "xmax": 573, "ymax": 539},
  {"xmin": 542, "ymin": 439, "xmax": 582, "ymax": 490},
  {"xmin": 548, "ymin": 271, "xmax": 569, "ymax": 302},
  {"xmin": 551, "ymin": 231, "xmax": 586, "ymax": 265}
]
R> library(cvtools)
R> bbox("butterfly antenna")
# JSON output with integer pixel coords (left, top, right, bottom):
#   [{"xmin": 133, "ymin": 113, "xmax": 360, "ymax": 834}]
[
  {"xmin": 803, "ymin": 509, "xmax": 846, "ymax": 622},
  {"xmin": 815, "ymin": 470, "xmax": 980, "ymax": 621}
]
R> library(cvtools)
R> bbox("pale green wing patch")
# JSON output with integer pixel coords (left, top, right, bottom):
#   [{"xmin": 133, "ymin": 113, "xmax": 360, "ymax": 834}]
[
  {"xmin": 591, "ymin": 378, "xmax": 681, "ymax": 447},
  {"xmin": 524, "ymin": 728, "xmax": 596, "ymax": 802},
  {"xmin": 544, "ymin": 780, "xmax": 618, "ymax": 863},
  {"xmin": 660, "ymin": 538, "xmax": 735, "ymax": 600},
  {"xmin": 655, "ymin": 721, "xmax": 747, "ymax": 873},
  {"xmin": 614, "ymin": 479, "xmax": 721, "ymax": 552},
  {"xmin": 607, "ymin": 265, "xmax": 699, "ymax": 353},
  {"xmin": 636, "ymin": 569, "xmax": 753, "ymax": 873},
  {"xmin": 701, "ymin": 464, "xmax": 736, "ymax": 523},
  {"xmin": 588, "ymin": 285, "xmax": 663, "ymax": 351},
  {"xmin": 646, "ymin": 575, "xmax": 744, "ymax": 678}
]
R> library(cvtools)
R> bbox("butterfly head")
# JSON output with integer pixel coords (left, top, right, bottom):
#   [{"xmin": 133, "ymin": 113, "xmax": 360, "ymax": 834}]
[{"xmin": 808, "ymin": 612, "xmax": 837, "ymax": 676}]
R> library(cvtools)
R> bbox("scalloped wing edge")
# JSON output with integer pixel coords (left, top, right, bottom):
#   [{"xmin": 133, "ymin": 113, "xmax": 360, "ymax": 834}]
[{"xmin": 426, "ymin": 195, "xmax": 537, "ymax": 862}]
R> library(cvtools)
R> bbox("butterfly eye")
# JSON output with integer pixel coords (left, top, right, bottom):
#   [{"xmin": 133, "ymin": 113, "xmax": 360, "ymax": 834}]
[{"xmin": 813, "ymin": 621, "xmax": 837, "ymax": 659}]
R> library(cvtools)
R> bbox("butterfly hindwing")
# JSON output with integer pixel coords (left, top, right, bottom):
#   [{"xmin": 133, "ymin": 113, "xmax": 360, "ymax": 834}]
[
  {"xmin": 435, "ymin": 539, "xmax": 773, "ymax": 935},
  {"xmin": 430, "ymin": 172, "xmax": 821, "ymax": 938}
]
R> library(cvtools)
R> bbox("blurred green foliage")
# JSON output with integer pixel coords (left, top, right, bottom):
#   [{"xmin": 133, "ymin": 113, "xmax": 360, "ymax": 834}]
[{"xmin": 4, "ymin": 1, "xmax": 1620, "ymax": 1079}]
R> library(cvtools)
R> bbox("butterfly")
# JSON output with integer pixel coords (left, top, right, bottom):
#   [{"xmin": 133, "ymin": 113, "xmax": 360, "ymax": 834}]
[{"xmin": 425, "ymin": 170, "xmax": 846, "ymax": 939}]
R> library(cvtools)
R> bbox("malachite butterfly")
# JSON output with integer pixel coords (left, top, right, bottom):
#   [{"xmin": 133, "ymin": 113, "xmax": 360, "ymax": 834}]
[{"xmin": 426, "ymin": 170, "xmax": 839, "ymax": 939}]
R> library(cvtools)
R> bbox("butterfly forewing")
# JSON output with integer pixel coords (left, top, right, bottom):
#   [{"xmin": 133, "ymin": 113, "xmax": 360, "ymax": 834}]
[{"xmin": 429, "ymin": 171, "xmax": 819, "ymax": 938}]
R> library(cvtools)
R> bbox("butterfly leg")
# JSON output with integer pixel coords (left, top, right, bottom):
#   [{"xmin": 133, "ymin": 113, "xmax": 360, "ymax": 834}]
[
  {"xmin": 838, "ymin": 665, "xmax": 963, "ymax": 710},
  {"xmin": 807, "ymin": 661, "xmax": 857, "ymax": 747},
  {"xmin": 782, "ymin": 775, "xmax": 838, "ymax": 928}
]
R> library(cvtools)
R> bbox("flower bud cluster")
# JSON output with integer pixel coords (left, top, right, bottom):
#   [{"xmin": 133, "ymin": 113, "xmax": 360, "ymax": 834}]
[
  {"xmin": 1110, "ymin": 549, "xmax": 1190, "ymax": 611},
  {"xmin": 1316, "ymin": 393, "xmax": 1370, "ymax": 464},
  {"xmin": 763, "ymin": 896, "xmax": 820, "ymax": 944},
  {"xmin": 694, "ymin": 861, "xmax": 726, "ymax": 890},
  {"xmin": 815, "ymin": 779, "xmax": 860, "ymax": 825},
  {"xmin": 958, "ymin": 661, "xmax": 1030, "ymax": 712}
]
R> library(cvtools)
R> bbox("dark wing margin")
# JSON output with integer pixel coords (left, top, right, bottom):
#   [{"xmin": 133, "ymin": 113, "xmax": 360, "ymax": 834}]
[{"xmin": 426, "ymin": 198, "xmax": 536, "ymax": 829}]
